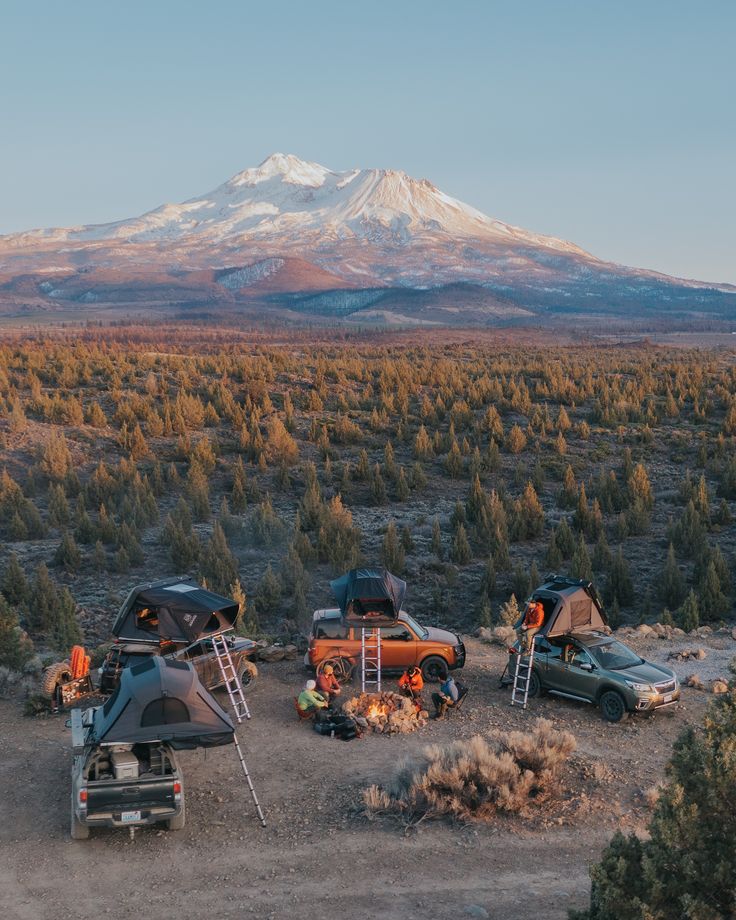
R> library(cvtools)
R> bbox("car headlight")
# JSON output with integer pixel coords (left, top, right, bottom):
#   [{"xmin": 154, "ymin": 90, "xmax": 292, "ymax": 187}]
[{"xmin": 625, "ymin": 680, "xmax": 654, "ymax": 693}]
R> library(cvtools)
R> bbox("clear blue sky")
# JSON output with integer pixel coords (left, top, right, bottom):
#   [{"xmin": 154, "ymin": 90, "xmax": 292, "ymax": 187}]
[{"xmin": 1, "ymin": 0, "xmax": 734, "ymax": 283}]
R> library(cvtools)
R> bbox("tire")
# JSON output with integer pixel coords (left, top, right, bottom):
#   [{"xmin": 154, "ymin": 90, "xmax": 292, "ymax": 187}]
[
  {"xmin": 318, "ymin": 657, "xmax": 354, "ymax": 685},
  {"xmin": 527, "ymin": 669, "xmax": 542, "ymax": 699},
  {"xmin": 167, "ymin": 799, "xmax": 186, "ymax": 831},
  {"xmin": 70, "ymin": 795, "xmax": 90, "ymax": 840},
  {"xmin": 420, "ymin": 656, "xmax": 449, "ymax": 683},
  {"xmin": 43, "ymin": 661, "xmax": 73, "ymax": 698},
  {"xmin": 239, "ymin": 660, "xmax": 258, "ymax": 691},
  {"xmin": 600, "ymin": 690, "xmax": 629, "ymax": 723}
]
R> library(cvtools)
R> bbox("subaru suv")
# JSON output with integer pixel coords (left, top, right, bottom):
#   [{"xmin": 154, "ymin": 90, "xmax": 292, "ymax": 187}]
[
  {"xmin": 508, "ymin": 630, "xmax": 680, "ymax": 722},
  {"xmin": 307, "ymin": 608, "xmax": 466, "ymax": 683}
]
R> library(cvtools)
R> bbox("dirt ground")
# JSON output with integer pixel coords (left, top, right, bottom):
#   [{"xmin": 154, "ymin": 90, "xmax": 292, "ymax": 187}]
[{"xmin": 0, "ymin": 636, "xmax": 725, "ymax": 920}]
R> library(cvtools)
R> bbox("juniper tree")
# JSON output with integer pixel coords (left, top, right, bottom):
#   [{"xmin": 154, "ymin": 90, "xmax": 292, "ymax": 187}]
[
  {"xmin": 382, "ymin": 521, "xmax": 405, "ymax": 574},
  {"xmin": 450, "ymin": 523, "xmax": 472, "ymax": 566},
  {"xmin": 54, "ymin": 531, "xmax": 82, "ymax": 573},
  {"xmin": 2, "ymin": 553, "xmax": 29, "ymax": 608},
  {"xmin": 659, "ymin": 543, "xmax": 686, "ymax": 609},
  {"xmin": 254, "ymin": 565, "xmax": 283, "ymax": 618},
  {"xmin": 200, "ymin": 522, "xmax": 239, "ymax": 595},
  {"xmin": 0, "ymin": 596, "xmax": 34, "ymax": 670},
  {"xmin": 431, "ymin": 517, "xmax": 444, "ymax": 561}
]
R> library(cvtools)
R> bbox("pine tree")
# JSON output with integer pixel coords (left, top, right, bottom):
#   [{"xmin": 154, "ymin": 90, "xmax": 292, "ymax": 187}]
[
  {"xmin": 371, "ymin": 464, "xmax": 387, "ymax": 505},
  {"xmin": 698, "ymin": 560, "xmax": 728, "ymax": 621},
  {"xmin": 2, "ymin": 553, "xmax": 29, "ymax": 607},
  {"xmin": 450, "ymin": 523, "xmax": 472, "ymax": 565},
  {"xmin": 605, "ymin": 548, "xmax": 633, "ymax": 607},
  {"xmin": 54, "ymin": 531, "xmax": 82, "ymax": 573},
  {"xmin": 431, "ymin": 516, "xmax": 444, "ymax": 560},
  {"xmin": 512, "ymin": 564, "xmax": 530, "ymax": 602},
  {"xmin": 48, "ymin": 484, "xmax": 70, "ymax": 528},
  {"xmin": 677, "ymin": 590, "xmax": 700, "ymax": 632},
  {"xmin": 396, "ymin": 467, "xmax": 409, "ymax": 502},
  {"xmin": 0, "ymin": 595, "xmax": 34, "ymax": 670},
  {"xmin": 660, "ymin": 543, "xmax": 686, "ymax": 609},
  {"xmin": 444, "ymin": 440, "xmax": 463, "ymax": 478},
  {"xmin": 506, "ymin": 424, "xmax": 527, "ymax": 454},
  {"xmin": 254, "ymin": 565, "xmax": 283, "ymax": 617},
  {"xmin": 480, "ymin": 556, "xmax": 496, "ymax": 600},
  {"xmin": 400, "ymin": 525, "xmax": 414, "ymax": 553},
  {"xmin": 545, "ymin": 531, "xmax": 563, "ymax": 570},
  {"xmin": 200, "ymin": 523, "xmax": 239, "ymax": 595},
  {"xmin": 381, "ymin": 521, "xmax": 405, "ymax": 574},
  {"xmin": 52, "ymin": 587, "xmax": 83, "ymax": 651}
]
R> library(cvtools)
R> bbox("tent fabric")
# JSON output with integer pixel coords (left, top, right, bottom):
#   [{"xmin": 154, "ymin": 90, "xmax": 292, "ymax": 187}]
[
  {"xmin": 514, "ymin": 579, "xmax": 607, "ymax": 638},
  {"xmin": 111, "ymin": 576, "xmax": 240, "ymax": 644},
  {"xmin": 330, "ymin": 568, "xmax": 406, "ymax": 627},
  {"xmin": 92, "ymin": 656, "xmax": 235, "ymax": 749}
]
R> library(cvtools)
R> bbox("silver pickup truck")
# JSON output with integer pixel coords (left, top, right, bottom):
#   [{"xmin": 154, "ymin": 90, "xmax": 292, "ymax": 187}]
[{"xmin": 70, "ymin": 708, "xmax": 185, "ymax": 838}]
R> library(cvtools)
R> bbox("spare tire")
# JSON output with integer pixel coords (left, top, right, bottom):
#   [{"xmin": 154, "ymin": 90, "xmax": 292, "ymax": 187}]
[{"xmin": 42, "ymin": 661, "xmax": 73, "ymax": 698}]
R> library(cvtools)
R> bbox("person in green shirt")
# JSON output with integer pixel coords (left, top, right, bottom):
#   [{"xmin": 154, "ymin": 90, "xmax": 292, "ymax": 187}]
[{"xmin": 297, "ymin": 679, "xmax": 329, "ymax": 717}]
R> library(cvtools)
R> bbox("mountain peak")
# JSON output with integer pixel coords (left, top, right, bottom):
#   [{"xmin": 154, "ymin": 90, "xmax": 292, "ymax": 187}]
[{"xmin": 227, "ymin": 152, "xmax": 330, "ymax": 189}]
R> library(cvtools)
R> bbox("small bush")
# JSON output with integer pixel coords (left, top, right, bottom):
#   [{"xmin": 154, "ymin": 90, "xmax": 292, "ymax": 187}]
[{"xmin": 363, "ymin": 719, "xmax": 575, "ymax": 824}]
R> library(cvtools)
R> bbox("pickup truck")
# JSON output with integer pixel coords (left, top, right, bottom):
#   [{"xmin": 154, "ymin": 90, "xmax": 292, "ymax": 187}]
[{"xmin": 70, "ymin": 708, "xmax": 185, "ymax": 838}]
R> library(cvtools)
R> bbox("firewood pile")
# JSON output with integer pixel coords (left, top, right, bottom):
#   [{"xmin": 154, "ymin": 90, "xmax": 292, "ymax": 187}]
[{"xmin": 343, "ymin": 691, "xmax": 429, "ymax": 734}]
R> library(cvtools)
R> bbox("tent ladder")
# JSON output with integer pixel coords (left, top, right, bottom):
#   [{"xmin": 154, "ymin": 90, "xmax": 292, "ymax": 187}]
[
  {"xmin": 510, "ymin": 638, "xmax": 538, "ymax": 709},
  {"xmin": 361, "ymin": 627, "xmax": 382, "ymax": 693},
  {"xmin": 211, "ymin": 632, "xmax": 265, "ymax": 826}
]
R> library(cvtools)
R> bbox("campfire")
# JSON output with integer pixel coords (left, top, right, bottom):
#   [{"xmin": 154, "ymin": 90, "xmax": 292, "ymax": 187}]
[{"xmin": 343, "ymin": 691, "xmax": 428, "ymax": 734}]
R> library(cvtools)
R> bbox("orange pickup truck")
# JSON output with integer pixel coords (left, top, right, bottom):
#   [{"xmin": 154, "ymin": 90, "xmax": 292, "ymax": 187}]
[{"xmin": 307, "ymin": 608, "xmax": 466, "ymax": 683}]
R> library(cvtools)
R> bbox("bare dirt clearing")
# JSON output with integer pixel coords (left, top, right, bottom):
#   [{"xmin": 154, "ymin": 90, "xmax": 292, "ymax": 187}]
[{"xmin": 0, "ymin": 637, "xmax": 718, "ymax": 920}]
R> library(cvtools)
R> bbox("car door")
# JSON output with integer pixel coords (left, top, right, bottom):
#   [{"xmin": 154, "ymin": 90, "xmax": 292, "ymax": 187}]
[
  {"xmin": 379, "ymin": 623, "xmax": 418, "ymax": 671},
  {"xmin": 559, "ymin": 645, "xmax": 599, "ymax": 701},
  {"xmin": 542, "ymin": 639, "xmax": 570, "ymax": 692}
]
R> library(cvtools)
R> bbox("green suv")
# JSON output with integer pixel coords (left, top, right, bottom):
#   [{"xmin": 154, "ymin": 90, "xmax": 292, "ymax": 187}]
[{"xmin": 512, "ymin": 630, "xmax": 681, "ymax": 722}]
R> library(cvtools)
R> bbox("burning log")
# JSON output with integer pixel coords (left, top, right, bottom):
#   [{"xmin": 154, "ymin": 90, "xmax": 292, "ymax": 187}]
[{"xmin": 343, "ymin": 691, "xmax": 428, "ymax": 734}]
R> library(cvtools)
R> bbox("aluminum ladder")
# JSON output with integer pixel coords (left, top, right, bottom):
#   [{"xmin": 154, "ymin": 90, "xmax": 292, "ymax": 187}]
[
  {"xmin": 361, "ymin": 627, "xmax": 382, "ymax": 692},
  {"xmin": 510, "ymin": 638, "xmax": 537, "ymax": 709},
  {"xmin": 210, "ymin": 632, "xmax": 266, "ymax": 827}
]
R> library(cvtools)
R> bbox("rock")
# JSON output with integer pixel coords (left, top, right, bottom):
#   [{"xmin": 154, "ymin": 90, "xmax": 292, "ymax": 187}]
[
  {"xmin": 686, "ymin": 674, "xmax": 704, "ymax": 689},
  {"xmin": 695, "ymin": 626, "xmax": 713, "ymax": 637},
  {"xmin": 258, "ymin": 645, "xmax": 286, "ymax": 662},
  {"xmin": 281, "ymin": 644, "xmax": 299, "ymax": 660},
  {"xmin": 672, "ymin": 628, "xmax": 686, "ymax": 637},
  {"xmin": 695, "ymin": 648, "xmax": 707, "ymax": 660},
  {"xmin": 711, "ymin": 680, "xmax": 729, "ymax": 695},
  {"xmin": 636, "ymin": 624, "xmax": 654, "ymax": 637}
]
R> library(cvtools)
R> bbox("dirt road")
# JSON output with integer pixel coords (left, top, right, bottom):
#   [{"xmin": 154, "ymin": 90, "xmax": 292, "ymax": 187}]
[{"xmin": 0, "ymin": 638, "xmax": 717, "ymax": 920}]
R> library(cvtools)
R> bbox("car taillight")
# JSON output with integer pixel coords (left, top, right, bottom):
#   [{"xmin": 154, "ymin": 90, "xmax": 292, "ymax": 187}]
[
  {"xmin": 79, "ymin": 789, "xmax": 87, "ymax": 804},
  {"xmin": 173, "ymin": 782, "xmax": 181, "ymax": 794}
]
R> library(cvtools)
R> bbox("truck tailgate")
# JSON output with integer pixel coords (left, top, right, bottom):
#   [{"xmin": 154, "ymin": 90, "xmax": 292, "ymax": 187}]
[{"xmin": 87, "ymin": 776, "xmax": 176, "ymax": 813}]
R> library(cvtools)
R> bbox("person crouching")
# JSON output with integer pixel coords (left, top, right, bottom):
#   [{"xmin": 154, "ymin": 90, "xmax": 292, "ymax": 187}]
[
  {"xmin": 398, "ymin": 666, "xmax": 424, "ymax": 707},
  {"xmin": 297, "ymin": 679, "xmax": 329, "ymax": 720},
  {"xmin": 316, "ymin": 664, "xmax": 342, "ymax": 707}
]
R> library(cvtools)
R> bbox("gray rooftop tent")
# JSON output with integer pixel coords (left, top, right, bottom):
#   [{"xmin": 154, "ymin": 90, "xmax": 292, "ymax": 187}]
[
  {"xmin": 516, "ymin": 575, "xmax": 608, "ymax": 638},
  {"xmin": 111, "ymin": 576, "xmax": 239, "ymax": 645},
  {"xmin": 91, "ymin": 656, "xmax": 234, "ymax": 749},
  {"xmin": 330, "ymin": 567, "xmax": 406, "ymax": 628}
]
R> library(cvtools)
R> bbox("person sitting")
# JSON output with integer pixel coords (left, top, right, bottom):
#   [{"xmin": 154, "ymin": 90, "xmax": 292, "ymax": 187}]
[
  {"xmin": 432, "ymin": 674, "xmax": 460, "ymax": 719},
  {"xmin": 398, "ymin": 666, "xmax": 424, "ymax": 704},
  {"xmin": 297, "ymin": 680, "xmax": 329, "ymax": 719},
  {"xmin": 517, "ymin": 599, "xmax": 545, "ymax": 654},
  {"xmin": 316, "ymin": 664, "xmax": 342, "ymax": 705}
]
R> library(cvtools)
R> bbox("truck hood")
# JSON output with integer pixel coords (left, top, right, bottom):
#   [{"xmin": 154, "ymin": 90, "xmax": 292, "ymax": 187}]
[
  {"xmin": 424, "ymin": 626, "xmax": 461, "ymax": 646},
  {"xmin": 617, "ymin": 660, "xmax": 676, "ymax": 684}
]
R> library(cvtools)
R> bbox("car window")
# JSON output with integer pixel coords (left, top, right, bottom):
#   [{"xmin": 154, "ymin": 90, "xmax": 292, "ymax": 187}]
[
  {"xmin": 380, "ymin": 624, "xmax": 413, "ymax": 641},
  {"xmin": 569, "ymin": 649, "xmax": 594, "ymax": 668},
  {"xmin": 314, "ymin": 619, "xmax": 348, "ymax": 640},
  {"xmin": 401, "ymin": 613, "xmax": 428, "ymax": 639},
  {"xmin": 186, "ymin": 642, "xmax": 204, "ymax": 658},
  {"xmin": 589, "ymin": 639, "xmax": 643, "ymax": 670}
]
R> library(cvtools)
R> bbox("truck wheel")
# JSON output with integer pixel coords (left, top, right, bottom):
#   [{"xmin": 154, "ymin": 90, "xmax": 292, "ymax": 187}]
[
  {"xmin": 239, "ymin": 661, "xmax": 258, "ymax": 691},
  {"xmin": 167, "ymin": 799, "xmax": 186, "ymax": 830},
  {"xmin": 600, "ymin": 690, "xmax": 629, "ymax": 723},
  {"xmin": 43, "ymin": 661, "xmax": 73, "ymax": 698},
  {"xmin": 421, "ymin": 656, "xmax": 449, "ymax": 683},
  {"xmin": 70, "ymin": 795, "xmax": 90, "ymax": 840}
]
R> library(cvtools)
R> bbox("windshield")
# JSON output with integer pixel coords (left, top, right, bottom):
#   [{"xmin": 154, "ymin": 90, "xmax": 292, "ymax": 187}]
[
  {"xmin": 401, "ymin": 613, "xmax": 429, "ymax": 640},
  {"xmin": 589, "ymin": 639, "xmax": 643, "ymax": 670}
]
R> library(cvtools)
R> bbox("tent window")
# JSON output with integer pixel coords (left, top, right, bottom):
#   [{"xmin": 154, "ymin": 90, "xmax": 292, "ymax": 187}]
[
  {"xmin": 141, "ymin": 697, "xmax": 190, "ymax": 727},
  {"xmin": 136, "ymin": 606, "xmax": 160, "ymax": 634},
  {"xmin": 570, "ymin": 598, "xmax": 592, "ymax": 628}
]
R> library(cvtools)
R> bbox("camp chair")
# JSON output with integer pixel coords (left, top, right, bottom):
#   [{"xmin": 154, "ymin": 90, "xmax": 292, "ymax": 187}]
[{"xmin": 294, "ymin": 697, "xmax": 315, "ymax": 721}]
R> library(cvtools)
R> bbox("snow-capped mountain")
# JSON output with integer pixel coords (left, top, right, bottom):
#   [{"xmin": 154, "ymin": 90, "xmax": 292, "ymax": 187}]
[{"xmin": 0, "ymin": 153, "xmax": 734, "ymax": 325}]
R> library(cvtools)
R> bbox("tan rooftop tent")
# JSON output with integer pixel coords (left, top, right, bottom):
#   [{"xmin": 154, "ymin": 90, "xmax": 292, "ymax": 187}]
[{"xmin": 515, "ymin": 575, "xmax": 608, "ymax": 638}]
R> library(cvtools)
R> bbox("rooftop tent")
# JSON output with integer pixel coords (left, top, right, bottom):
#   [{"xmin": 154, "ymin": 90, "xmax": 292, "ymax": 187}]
[
  {"xmin": 111, "ymin": 576, "xmax": 240, "ymax": 644},
  {"xmin": 91, "ymin": 656, "xmax": 234, "ymax": 749},
  {"xmin": 330, "ymin": 567, "xmax": 406, "ymax": 628},
  {"xmin": 515, "ymin": 575, "xmax": 608, "ymax": 638}
]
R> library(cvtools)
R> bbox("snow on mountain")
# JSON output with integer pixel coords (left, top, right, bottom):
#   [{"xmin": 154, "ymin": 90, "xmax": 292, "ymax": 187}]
[{"xmin": 6, "ymin": 153, "xmax": 588, "ymax": 257}]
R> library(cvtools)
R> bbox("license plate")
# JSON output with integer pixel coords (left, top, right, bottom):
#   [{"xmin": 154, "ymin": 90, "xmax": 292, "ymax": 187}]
[
  {"xmin": 121, "ymin": 810, "xmax": 141, "ymax": 824},
  {"xmin": 663, "ymin": 693, "xmax": 672, "ymax": 703}
]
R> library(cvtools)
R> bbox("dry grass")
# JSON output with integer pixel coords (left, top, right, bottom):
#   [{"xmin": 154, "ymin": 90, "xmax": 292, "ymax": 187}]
[{"xmin": 363, "ymin": 718, "xmax": 576, "ymax": 825}]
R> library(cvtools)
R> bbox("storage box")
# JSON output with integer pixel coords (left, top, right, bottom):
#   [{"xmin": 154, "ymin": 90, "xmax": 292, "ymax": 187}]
[{"xmin": 111, "ymin": 750, "xmax": 139, "ymax": 780}]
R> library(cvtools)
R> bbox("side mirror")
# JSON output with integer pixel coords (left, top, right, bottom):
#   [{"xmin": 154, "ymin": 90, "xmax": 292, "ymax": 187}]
[{"xmin": 580, "ymin": 662, "xmax": 594, "ymax": 672}]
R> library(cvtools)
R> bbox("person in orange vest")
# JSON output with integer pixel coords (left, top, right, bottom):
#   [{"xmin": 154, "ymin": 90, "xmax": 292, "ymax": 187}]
[
  {"xmin": 518, "ymin": 599, "xmax": 545, "ymax": 653},
  {"xmin": 398, "ymin": 666, "xmax": 424, "ymax": 704}
]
